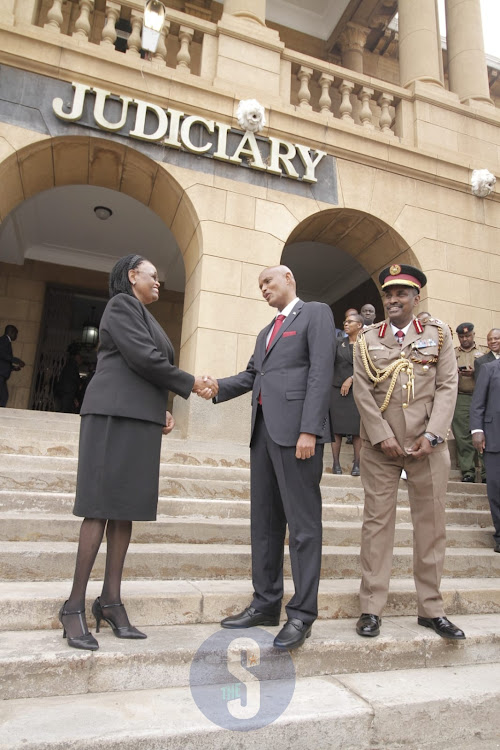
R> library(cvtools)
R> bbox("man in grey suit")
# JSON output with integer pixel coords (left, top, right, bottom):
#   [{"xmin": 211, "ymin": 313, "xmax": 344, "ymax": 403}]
[
  {"xmin": 208, "ymin": 266, "xmax": 335, "ymax": 649},
  {"xmin": 471, "ymin": 358, "xmax": 500, "ymax": 553},
  {"xmin": 474, "ymin": 328, "xmax": 500, "ymax": 379}
]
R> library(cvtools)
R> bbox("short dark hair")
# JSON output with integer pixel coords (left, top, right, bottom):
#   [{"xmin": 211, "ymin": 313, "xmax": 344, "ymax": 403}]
[
  {"xmin": 109, "ymin": 254, "xmax": 145, "ymax": 298},
  {"xmin": 4, "ymin": 325, "xmax": 18, "ymax": 337}
]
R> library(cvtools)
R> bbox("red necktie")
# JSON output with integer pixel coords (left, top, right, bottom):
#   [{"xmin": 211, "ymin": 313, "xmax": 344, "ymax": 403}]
[
  {"xmin": 395, "ymin": 329, "xmax": 405, "ymax": 345},
  {"xmin": 259, "ymin": 314, "xmax": 286, "ymax": 404},
  {"xmin": 266, "ymin": 314, "xmax": 286, "ymax": 351}
]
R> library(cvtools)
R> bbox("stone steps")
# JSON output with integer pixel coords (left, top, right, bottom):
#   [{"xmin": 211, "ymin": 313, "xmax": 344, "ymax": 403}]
[
  {"xmin": 0, "ymin": 472, "xmax": 487, "ymax": 507},
  {"xmin": 1, "ymin": 662, "xmax": 500, "ymax": 750},
  {"xmin": 1, "ymin": 614, "xmax": 498, "ymax": 701},
  {"xmin": 0, "ymin": 512, "xmax": 494, "ymax": 548},
  {"xmin": 0, "ymin": 489, "xmax": 491, "ymax": 524},
  {"xmin": 0, "ymin": 408, "xmax": 498, "ymax": 749},
  {"xmin": 1, "ymin": 578, "xmax": 499, "ymax": 632},
  {"xmin": 2, "ymin": 541, "xmax": 500, "ymax": 581}
]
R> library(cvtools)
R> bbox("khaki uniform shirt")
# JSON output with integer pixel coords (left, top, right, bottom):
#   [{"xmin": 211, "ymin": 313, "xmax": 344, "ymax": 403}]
[
  {"xmin": 455, "ymin": 344, "xmax": 488, "ymax": 394},
  {"xmin": 353, "ymin": 317, "xmax": 457, "ymax": 452}
]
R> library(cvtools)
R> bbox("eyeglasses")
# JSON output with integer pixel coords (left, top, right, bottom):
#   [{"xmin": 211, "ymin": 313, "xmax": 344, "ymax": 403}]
[{"xmin": 136, "ymin": 270, "xmax": 159, "ymax": 282}]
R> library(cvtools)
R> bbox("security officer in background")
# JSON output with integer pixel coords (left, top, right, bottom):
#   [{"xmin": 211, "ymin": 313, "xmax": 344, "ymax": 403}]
[
  {"xmin": 452, "ymin": 323, "xmax": 488, "ymax": 483},
  {"xmin": 353, "ymin": 264, "xmax": 465, "ymax": 641}
]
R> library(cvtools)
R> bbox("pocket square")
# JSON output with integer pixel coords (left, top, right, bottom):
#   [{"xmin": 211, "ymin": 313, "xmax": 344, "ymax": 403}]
[{"xmin": 283, "ymin": 331, "xmax": 297, "ymax": 337}]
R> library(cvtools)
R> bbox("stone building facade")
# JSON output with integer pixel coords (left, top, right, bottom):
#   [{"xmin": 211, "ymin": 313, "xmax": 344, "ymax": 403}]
[{"xmin": 0, "ymin": 0, "xmax": 499, "ymax": 442}]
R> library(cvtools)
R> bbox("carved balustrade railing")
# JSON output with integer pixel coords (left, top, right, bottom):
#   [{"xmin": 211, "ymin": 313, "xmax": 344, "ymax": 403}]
[
  {"xmin": 37, "ymin": 0, "xmax": 217, "ymax": 75},
  {"xmin": 282, "ymin": 50, "xmax": 411, "ymax": 138}
]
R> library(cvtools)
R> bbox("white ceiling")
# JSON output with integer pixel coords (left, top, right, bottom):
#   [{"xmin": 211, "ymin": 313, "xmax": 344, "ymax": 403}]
[
  {"xmin": 0, "ymin": 185, "xmax": 185, "ymax": 292},
  {"xmin": 223, "ymin": 0, "xmax": 352, "ymax": 41}
]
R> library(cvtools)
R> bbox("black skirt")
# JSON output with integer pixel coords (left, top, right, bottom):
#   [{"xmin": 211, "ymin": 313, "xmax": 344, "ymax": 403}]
[
  {"xmin": 330, "ymin": 387, "xmax": 360, "ymax": 436},
  {"xmin": 73, "ymin": 414, "xmax": 163, "ymax": 521}
]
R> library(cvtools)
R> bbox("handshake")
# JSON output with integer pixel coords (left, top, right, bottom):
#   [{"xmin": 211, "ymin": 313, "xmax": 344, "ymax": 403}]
[{"xmin": 192, "ymin": 375, "xmax": 219, "ymax": 400}]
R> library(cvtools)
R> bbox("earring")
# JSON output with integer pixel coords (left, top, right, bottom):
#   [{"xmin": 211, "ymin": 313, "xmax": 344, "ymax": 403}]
[{"xmin": 132, "ymin": 281, "xmax": 136, "ymax": 285}]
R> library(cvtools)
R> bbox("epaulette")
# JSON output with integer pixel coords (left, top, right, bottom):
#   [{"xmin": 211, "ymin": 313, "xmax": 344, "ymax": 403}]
[{"xmin": 425, "ymin": 317, "xmax": 445, "ymax": 326}]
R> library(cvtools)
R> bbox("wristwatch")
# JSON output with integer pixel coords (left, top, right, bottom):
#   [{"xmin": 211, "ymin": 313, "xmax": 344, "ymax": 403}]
[{"xmin": 424, "ymin": 432, "xmax": 438, "ymax": 447}]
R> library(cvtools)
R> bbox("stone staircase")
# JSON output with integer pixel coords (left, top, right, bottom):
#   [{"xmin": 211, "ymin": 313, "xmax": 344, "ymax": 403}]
[{"xmin": 1, "ymin": 408, "xmax": 500, "ymax": 750}]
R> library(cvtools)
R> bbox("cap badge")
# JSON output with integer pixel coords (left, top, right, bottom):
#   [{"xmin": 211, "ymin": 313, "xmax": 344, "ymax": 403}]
[{"xmin": 389, "ymin": 264, "xmax": 401, "ymax": 276}]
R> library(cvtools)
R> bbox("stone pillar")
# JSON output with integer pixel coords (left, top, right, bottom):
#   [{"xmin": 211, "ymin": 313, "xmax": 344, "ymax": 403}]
[
  {"xmin": 222, "ymin": 0, "xmax": 266, "ymax": 26},
  {"xmin": 445, "ymin": 0, "xmax": 493, "ymax": 105},
  {"xmin": 398, "ymin": 0, "xmax": 444, "ymax": 88},
  {"xmin": 339, "ymin": 22, "xmax": 370, "ymax": 74}
]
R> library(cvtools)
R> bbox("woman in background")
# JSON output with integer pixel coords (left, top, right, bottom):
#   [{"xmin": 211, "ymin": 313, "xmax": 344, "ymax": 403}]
[
  {"xmin": 59, "ymin": 254, "xmax": 210, "ymax": 650},
  {"xmin": 330, "ymin": 313, "xmax": 364, "ymax": 476}
]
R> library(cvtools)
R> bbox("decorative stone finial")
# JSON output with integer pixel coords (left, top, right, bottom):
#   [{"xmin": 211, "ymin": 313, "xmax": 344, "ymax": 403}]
[
  {"xmin": 236, "ymin": 99, "xmax": 266, "ymax": 133},
  {"xmin": 471, "ymin": 169, "xmax": 496, "ymax": 197}
]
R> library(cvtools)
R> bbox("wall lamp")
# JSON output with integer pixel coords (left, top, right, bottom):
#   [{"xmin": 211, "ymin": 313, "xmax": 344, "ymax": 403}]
[{"xmin": 142, "ymin": 0, "xmax": 166, "ymax": 53}]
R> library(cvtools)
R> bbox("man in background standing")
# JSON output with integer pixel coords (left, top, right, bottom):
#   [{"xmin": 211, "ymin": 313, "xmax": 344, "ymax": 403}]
[
  {"xmin": 474, "ymin": 328, "xmax": 500, "ymax": 378},
  {"xmin": 452, "ymin": 323, "xmax": 488, "ymax": 483},
  {"xmin": 471, "ymin": 358, "xmax": 500, "ymax": 553},
  {"xmin": 0, "ymin": 325, "xmax": 25, "ymax": 407},
  {"xmin": 360, "ymin": 303, "xmax": 376, "ymax": 328}
]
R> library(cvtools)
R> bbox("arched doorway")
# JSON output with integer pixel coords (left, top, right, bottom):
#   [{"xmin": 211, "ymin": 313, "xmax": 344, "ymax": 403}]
[
  {"xmin": 0, "ymin": 135, "xmax": 200, "ymax": 411},
  {"xmin": 281, "ymin": 208, "xmax": 420, "ymax": 325}
]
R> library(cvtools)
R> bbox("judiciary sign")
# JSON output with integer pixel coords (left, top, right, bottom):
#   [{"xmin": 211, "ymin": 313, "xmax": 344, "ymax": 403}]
[{"xmin": 53, "ymin": 82, "xmax": 327, "ymax": 184}]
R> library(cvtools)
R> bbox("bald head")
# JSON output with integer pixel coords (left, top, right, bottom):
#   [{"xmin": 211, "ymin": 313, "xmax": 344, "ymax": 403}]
[{"xmin": 259, "ymin": 265, "xmax": 297, "ymax": 311}]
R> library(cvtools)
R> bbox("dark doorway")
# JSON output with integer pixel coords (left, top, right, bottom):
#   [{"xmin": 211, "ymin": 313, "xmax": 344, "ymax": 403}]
[{"xmin": 30, "ymin": 287, "xmax": 107, "ymax": 411}]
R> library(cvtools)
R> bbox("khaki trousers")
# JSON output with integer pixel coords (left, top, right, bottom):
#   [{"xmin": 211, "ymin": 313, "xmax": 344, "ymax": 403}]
[{"xmin": 359, "ymin": 441, "xmax": 450, "ymax": 618}]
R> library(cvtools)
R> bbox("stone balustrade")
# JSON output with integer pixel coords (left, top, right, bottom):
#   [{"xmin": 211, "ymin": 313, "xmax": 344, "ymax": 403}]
[
  {"xmin": 283, "ymin": 50, "xmax": 411, "ymax": 138},
  {"xmin": 38, "ymin": 0, "xmax": 217, "ymax": 75}
]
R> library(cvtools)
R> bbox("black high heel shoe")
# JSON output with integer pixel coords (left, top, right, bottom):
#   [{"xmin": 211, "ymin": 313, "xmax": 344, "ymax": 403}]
[
  {"xmin": 59, "ymin": 600, "xmax": 99, "ymax": 651},
  {"xmin": 92, "ymin": 597, "xmax": 147, "ymax": 639}
]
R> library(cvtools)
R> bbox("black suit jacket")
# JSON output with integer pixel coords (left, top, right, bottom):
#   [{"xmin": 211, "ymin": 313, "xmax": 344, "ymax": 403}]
[
  {"xmin": 332, "ymin": 339, "xmax": 354, "ymax": 387},
  {"xmin": 216, "ymin": 300, "xmax": 335, "ymax": 446},
  {"xmin": 474, "ymin": 351, "xmax": 496, "ymax": 380},
  {"xmin": 81, "ymin": 293, "xmax": 194, "ymax": 425},
  {"xmin": 0, "ymin": 335, "xmax": 20, "ymax": 380},
  {"xmin": 470, "ymin": 359, "xmax": 500, "ymax": 453}
]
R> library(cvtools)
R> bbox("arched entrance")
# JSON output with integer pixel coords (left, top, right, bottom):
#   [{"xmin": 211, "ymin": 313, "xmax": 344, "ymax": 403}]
[
  {"xmin": 0, "ymin": 135, "xmax": 200, "ymax": 411},
  {"xmin": 281, "ymin": 207, "xmax": 420, "ymax": 325}
]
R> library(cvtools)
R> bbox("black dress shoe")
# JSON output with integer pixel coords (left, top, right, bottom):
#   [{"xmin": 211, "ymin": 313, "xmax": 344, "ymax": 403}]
[
  {"xmin": 273, "ymin": 618, "xmax": 312, "ymax": 650},
  {"xmin": 356, "ymin": 613, "xmax": 381, "ymax": 637},
  {"xmin": 494, "ymin": 544, "xmax": 500, "ymax": 553},
  {"xmin": 351, "ymin": 461, "xmax": 360, "ymax": 477},
  {"xmin": 332, "ymin": 461, "xmax": 342, "ymax": 475},
  {"xmin": 221, "ymin": 606, "xmax": 280, "ymax": 629},
  {"xmin": 461, "ymin": 474, "xmax": 475, "ymax": 483},
  {"xmin": 417, "ymin": 616, "xmax": 465, "ymax": 640}
]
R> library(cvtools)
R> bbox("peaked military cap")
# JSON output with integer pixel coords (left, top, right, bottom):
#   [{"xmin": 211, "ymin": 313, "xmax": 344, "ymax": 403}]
[
  {"xmin": 379, "ymin": 264, "xmax": 427, "ymax": 291},
  {"xmin": 456, "ymin": 322, "xmax": 474, "ymax": 334}
]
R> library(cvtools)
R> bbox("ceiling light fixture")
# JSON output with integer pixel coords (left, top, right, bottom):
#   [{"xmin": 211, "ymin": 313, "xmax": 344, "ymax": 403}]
[{"xmin": 94, "ymin": 206, "xmax": 113, "ymax": 220}]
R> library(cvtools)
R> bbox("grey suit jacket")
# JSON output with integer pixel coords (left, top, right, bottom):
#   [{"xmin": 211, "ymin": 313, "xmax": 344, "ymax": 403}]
[
  {"xmin": 470, "ymin": 358, "xmax": 500, "ymax": 453},
  {"xmin": 474, "ymin": 351, "xmax": 496, "ymax": 379},
  {"xmin": 81, "ymin": 293, "xmax": 194, "ymax": 425},
  {"xmin": 216, "ymin": 300, "xmax": 335, "ymax": 447}
]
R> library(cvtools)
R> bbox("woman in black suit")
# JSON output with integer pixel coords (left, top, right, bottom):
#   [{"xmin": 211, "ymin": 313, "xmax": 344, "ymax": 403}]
[
  {"xmin": 330, "ymin": 313, "xmax": 363, "ymax": 476},
  {"xmin": 59, "ymin": 254, "xmax": 210, "ymax": 650}
]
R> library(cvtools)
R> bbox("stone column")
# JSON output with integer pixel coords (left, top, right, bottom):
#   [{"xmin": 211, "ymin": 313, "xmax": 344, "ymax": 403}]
[
  {"xmin": 339, "ymin": 22, "xmax": 370, "ymax": 74},
  {"xmin": 222, "ymin": 0, "xmax": 266, "ymax": 26},
  {"xmin": 398, "ymin": 0, "xmax": 444, "ymax": 88},
  {"xmin": 445, "ymin": 0, "xmax": 492, "ymax": 105}
]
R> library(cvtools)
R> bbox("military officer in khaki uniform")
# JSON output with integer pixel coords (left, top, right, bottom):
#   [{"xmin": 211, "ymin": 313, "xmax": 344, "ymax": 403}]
[
  {"xmin": 353, "ymin": 264, "xmax": 465, "ymax": 640},
  {"xmin": 452, "ymin": 323, "xmax": 488, "ymax": 483}
]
